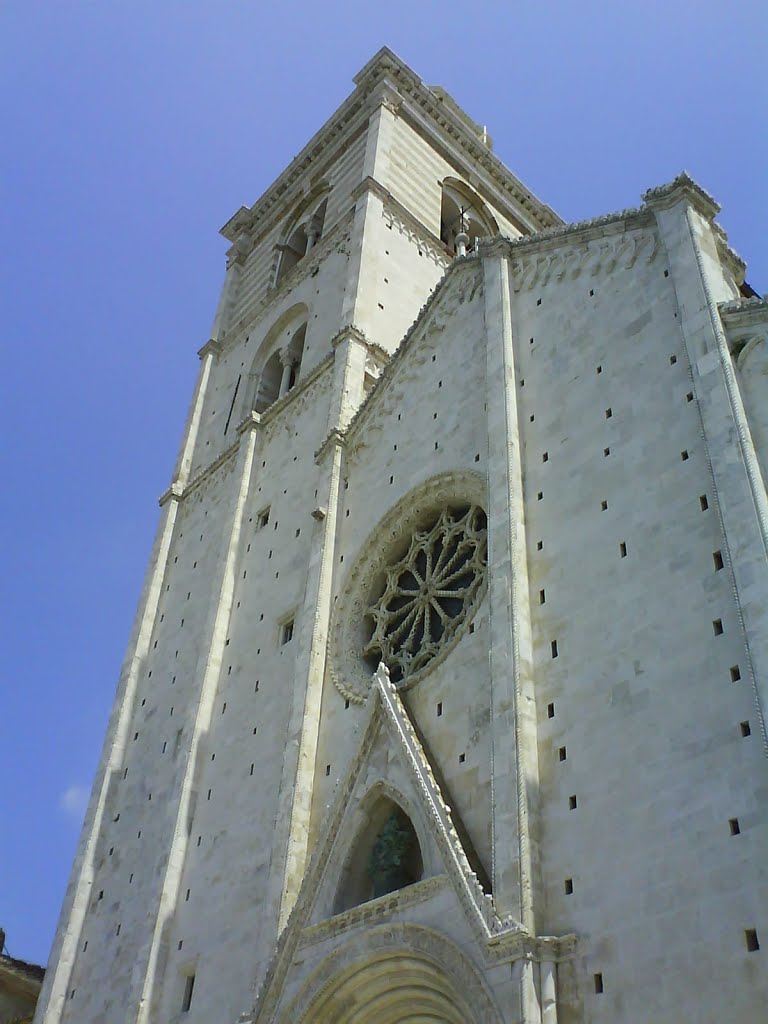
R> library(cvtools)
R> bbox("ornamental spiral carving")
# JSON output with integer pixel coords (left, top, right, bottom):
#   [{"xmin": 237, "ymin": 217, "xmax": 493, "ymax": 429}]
[{"xmin": 363, "ymin": 505, "xmax": 487, "ymax": 683}]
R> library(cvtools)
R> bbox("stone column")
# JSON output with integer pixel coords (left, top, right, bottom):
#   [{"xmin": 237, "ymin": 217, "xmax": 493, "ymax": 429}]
[
  {"xmin": 278, "ymin": 349, "xmax": 294, "ymax": 397},
  {"xmin": 482, "ymin": 249, "xmax": 541, "ymax": 945}
]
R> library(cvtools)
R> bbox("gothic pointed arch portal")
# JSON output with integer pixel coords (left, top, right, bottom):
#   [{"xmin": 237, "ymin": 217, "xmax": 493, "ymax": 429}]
[
  {"xmin": 280, "ymin": 925, "xmax": 502, "ymax": 1024},
  {"xmin": 297, "ymin": 953, "xmax": 475, "ymax": 1024}
]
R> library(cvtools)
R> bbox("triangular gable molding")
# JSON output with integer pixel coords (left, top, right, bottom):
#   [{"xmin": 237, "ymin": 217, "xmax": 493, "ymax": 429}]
[{"xmin": 246, "ymin": 663, "xmax": 524, "ymax": 1023}]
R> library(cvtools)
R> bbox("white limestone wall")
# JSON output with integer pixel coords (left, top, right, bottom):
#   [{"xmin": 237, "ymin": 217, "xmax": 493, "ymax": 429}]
[
  {"xmin": 151, "ymin": 370, "xmax": 336, "ymax": 1024},
  {"xmin": 314, "ymin": 265, "xmax": 495, "ymax": 878},
  {"xmin": 384, "ymin": 114, "xmax": 525, "ymax": 241},
  {"xmin": 56, "ymin": 465, "xmax": 233, "ymax": 1022},
  {"xmin": 507, "ymin": 224, "xmax": 768, "ymax": 1021}
]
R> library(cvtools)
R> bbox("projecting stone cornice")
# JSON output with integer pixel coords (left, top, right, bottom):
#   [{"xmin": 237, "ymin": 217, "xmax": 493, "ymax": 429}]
[
  {"xmin": 720, "ymin": 296, "xmax": 768, "ymax": 323},
  {"xmin": 197, "ymin": 337, "xmax": 222, "ymax": 360},
  {"xmin": 220, "ymin": 47, "xmax": 557, "ymax": 247},
  {"xmin": 642, "ymin": 171, "xmax": 720, "ymax": 219},
  {"xmin": 329, "ymin": 323, "xmax": 390, "ymax": 364}
]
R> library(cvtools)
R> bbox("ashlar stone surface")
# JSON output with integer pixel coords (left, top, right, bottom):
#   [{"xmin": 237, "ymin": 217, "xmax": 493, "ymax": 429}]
[{"xmin": 35, "ymin": 48, "xmax": 767, "ymax": 1024}]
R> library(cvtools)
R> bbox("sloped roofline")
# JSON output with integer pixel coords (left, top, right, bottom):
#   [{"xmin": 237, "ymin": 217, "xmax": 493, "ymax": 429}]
[{"xmin": 220, "ymin": 46, "xmax": 560, "ymax": 242}]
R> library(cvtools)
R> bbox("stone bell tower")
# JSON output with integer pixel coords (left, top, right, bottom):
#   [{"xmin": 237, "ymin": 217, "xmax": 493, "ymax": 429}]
[{"xmin": 36, "ymin": 47, "xmax": 768, "ymax": 1024}]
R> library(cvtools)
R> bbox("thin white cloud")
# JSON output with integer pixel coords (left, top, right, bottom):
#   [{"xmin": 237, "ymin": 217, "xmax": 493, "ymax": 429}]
[{"xmin": 59, "ymin": 784, "xmax": 89, "ymax": 821}]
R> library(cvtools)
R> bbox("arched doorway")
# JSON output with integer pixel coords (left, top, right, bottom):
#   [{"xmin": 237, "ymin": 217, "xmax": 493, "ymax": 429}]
[
  {"xmin": 297, "ymin": 951, "xmax": 477, "ymax": 1024},
  {"xmin": 278, "ymin": 925, "xmax": 502, "ymax": 1024}
]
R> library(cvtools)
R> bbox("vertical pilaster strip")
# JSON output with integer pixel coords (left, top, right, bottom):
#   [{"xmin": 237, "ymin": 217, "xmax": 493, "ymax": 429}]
[
  {"xmin": 482, "ymin": 252, "xmax": 539, "ymax": 942},
  {"xmin": 173, "ymin": 341, "xmax": 220, "ymax": 485},
  {"xmin": 133, "ymin": 421, "xmax": 259, "ymax": 1023},
  {"xmin": 278, "ymin": 438, "xmax": 344, "ymax": 928},
  {"xmin": 340, "ymin": 85, "xmax": 399, "ymax": 333},
  {"xmin": 269, "ymin": 333, "xmax": 366, "ymax": 934},
  {"xmin": 540, "ymin": 961, "xmax": 558, "ymax": 1024},
  {"xmin": 651, "ymin": 190, "xmax": 768, "ymax": 751},
  {"xmin": 34, "ymin": 344, "xmax": 218, "ymax": 1024}
]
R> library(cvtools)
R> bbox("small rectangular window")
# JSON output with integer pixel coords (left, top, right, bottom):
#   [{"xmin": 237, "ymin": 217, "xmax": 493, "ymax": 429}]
[
  {"xmin": 551, "ymin": 639, "xmax": 558, "ymax": 658},
  {"xmin": 547, "ymin": 702, "xmax": 555, "ymax": 718},
  {"xmin": 713, "ymin": 619, "xmax": 723, "ymax": 636},
  {"xmin": 539, "ymin": 589, "xmax": 546, "ymax": 604},
  {"xmin": 281, "ymin": 619, "xmax": 295, "ymax": 645},
  {"xmin": 437, "ymin": 701, "xmax": 443, "ymax": 717},
  {"xmin": 745, "ymin": 929, "xmax": 760, "ymax": 952},
  {"xmin": 256, "ymin": 507, "xmax": 270, "ymax": 530},
  {"xmin": 564, "ymin": 877, "xmax": 573, "ymax": 894},
  {"xmin": 713, "ymin": 551, "xmax": 724, "ymax": 571},
  {"xmin": 569, "ymin": 794, "xmax": 577, "ymax": 810},
  {"xmin": 700, "ymin": 495, "xmax": 709, "ymax": 511},
  {"xmin": 730, "ymin": 665, "xmax": 741, "ymax": 682},
  {"xmin": 605, "ymin": 408, "xmax": 612, "ymax": 419},
  {"xmin": 558, "ymin": 746, "xmax": 567, "ymax": 761},
  {"xmin": 594, "ymin": 973, "xmax": 604, "ymax": 994},
  {"xmin": 729, "ymin": 818, "xmax": 741, "ymax": 835},
  {"xmin": 182, "ymin": 973, "xmax": 196, "ymax": 1012},
  {"xmin": 620, "ymin": 542, "xmax": 627, "ymax": 558},
  {"xmin": 740, "ymin": 721, "xmax": 751, "ymax": 737}
]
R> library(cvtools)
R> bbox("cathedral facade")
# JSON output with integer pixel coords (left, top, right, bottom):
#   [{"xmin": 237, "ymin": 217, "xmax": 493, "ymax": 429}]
[{"xmin": 35, "ymin": 49, "xmax": 768, "ymax": 1024}]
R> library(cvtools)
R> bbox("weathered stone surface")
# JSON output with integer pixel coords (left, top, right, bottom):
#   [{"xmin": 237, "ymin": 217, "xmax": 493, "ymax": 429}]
[{"xmin": 35, "ymin": 48, "xmax": 767, "ymax": 1024}]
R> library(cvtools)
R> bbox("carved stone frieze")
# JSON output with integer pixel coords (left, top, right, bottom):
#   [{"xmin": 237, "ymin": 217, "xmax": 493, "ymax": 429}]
[{"xmin": 503, "ymin": 228, "xmax": 659, "ymax": 293}]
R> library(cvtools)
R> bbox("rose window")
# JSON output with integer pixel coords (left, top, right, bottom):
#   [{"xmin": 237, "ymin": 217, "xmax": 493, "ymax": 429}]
[{"xmin": 363, "ymin": 505, "xmax": 487, "ymax": 683}]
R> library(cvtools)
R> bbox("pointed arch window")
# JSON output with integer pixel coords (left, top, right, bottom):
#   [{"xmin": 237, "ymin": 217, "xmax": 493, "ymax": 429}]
[{"xmin": 335, "ymin": 798, "xmax": 423, "ymax": 913}]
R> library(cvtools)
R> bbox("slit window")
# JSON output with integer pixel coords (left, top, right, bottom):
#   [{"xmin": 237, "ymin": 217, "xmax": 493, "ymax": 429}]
[
  {"xmin": 181, "ymin": 974, "xmax": 196, "ymax": 1012},
  {"xmin": 745, "ymin": 929, "xmax": 760, "ymax": 952},
  {"xmin": 281, "ymin": 619, "xmax": 295, "ymax": 645},
  {"xmin": 713, "ymin": 550, "xmax": 724, "ymax": 571}
]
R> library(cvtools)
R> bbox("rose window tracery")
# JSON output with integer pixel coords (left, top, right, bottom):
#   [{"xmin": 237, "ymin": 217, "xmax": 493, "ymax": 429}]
[{"xmin": 363, "ymin": 505, "xmax": 487, "ymax": 683}]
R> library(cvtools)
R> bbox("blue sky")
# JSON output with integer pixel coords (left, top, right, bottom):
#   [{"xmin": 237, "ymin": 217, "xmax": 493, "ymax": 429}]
[{"xmin": 1, "ymin": 0, "xmax": 765, "ymax": 966}]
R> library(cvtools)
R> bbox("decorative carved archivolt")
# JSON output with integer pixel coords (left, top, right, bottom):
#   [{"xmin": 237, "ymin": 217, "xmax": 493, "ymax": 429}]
[
  {"xmin": 330, "ymin": 472, "xmax": 487, "ymax": 703},
  {"xmin": 277, "ymin": 923, "xmax": 504, "ymax": 1024}
]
